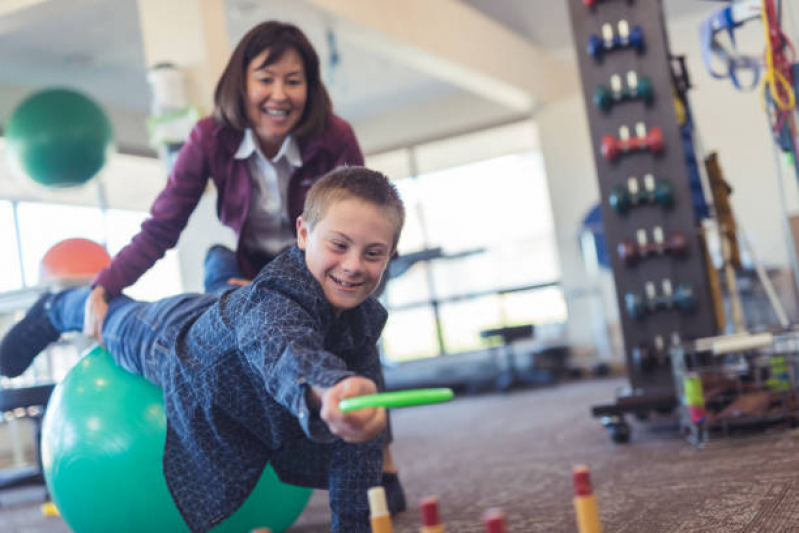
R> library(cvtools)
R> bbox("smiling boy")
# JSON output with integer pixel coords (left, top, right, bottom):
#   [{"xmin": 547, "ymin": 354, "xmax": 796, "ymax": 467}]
[{"xmin": 0, "ymin": 166, "xmax": 405, "ymax": 533}]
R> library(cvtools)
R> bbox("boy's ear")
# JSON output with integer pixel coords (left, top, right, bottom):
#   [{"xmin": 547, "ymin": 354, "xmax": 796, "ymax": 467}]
[{"xmin": 296, "ymin": 216, "xmax": 309, "ymax": 250}]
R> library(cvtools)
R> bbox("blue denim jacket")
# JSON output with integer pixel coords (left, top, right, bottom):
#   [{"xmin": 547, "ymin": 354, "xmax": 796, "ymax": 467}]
[{"xmin": 154, "ymin": 246, "xmax": 387, "ymax": 532}]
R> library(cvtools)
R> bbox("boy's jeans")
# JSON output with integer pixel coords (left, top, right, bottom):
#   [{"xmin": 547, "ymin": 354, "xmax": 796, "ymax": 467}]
[
  {"xmin": 47, "ymin": 287, "xmax": 215, "ymax": 387},
  {"xmin": 203, "ymin": 245, "xmax": 243, "ymax": 294}
]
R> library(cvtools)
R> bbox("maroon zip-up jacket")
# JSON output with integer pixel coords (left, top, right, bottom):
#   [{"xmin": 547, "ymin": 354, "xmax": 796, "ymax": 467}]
[{"xmin": 94, "ymin": 114, "xmax": 364, "ymax": 297}]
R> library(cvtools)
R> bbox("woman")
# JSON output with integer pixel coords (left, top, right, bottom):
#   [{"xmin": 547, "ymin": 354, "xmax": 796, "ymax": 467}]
[{"xmin": 85, "ymin": 21, "xmax": 405, "ymax": 514}]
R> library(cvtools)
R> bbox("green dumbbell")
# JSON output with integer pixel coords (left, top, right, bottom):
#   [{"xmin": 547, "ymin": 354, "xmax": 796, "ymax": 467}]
[
  {"xmin": 609, "ymin": 176, "xmax": 674, "ymax": 214},
  {"xmin": 609, "ymin": 185, "xmax": 632, "ymax": 214},
  {"xmin": 593, "ymin": 72, "xmax": 655, "ymax": 112}
]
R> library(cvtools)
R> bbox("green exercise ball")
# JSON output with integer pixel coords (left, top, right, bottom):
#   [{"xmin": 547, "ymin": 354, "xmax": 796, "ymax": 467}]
[
  {"xmin": 5, "ymin": 88, "xmax": 113, "ymax": 188},
  {"xmin": 41, "ymin": 346, "xmax": 312, "ymax": 533}
]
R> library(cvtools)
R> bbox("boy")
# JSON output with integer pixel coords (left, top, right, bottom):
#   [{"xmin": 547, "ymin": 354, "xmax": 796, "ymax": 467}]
[{"xmin": 0, "ymin": 166, "xmax": 405, "ymax": 533}]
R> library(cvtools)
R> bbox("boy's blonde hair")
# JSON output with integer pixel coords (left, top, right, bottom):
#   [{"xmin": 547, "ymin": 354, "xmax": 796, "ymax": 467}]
[{"xmin": 301, "ymin": 166, "xmax": 405, "ymax": 250}]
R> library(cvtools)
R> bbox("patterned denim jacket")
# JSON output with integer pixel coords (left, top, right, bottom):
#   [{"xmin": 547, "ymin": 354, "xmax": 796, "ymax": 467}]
[{"xmin": 157, "ymin": 246, "xmax": 387, "ymax": 532}]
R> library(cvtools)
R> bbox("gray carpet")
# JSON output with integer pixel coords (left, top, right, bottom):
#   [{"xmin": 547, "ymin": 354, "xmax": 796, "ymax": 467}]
[{"xmin": 3, "ymin": 376, "xmax": 799, "ymax": 532}]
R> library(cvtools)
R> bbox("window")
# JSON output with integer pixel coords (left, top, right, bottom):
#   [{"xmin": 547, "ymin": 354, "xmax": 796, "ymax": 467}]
[
  {"xmin": 16, "ymin": 202, "xmax": 106, "ymax": 286},
  {"xmin": 0, "ymin": 201, "xmax": 22, "ymax": 291},
  {"xmin": 368, "ymin": 121, "xmax": 567, "ymax": 362},
  {"xmin": 105, "ymin": 208, "xmax": 183, "ymax": 301}
]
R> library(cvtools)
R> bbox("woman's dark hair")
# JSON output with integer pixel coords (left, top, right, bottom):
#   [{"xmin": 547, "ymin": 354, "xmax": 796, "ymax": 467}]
[{"xmin": 213, "ymin": 21, "xmax": 332, "ymax": 140}]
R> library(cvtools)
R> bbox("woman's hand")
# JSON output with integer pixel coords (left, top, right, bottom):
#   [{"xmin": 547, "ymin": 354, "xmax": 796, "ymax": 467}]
[
  {"xmin": 83, "ymin": 286, "xmax": 109, "ymax": 344},
  {"xmin": 314, "ymin": 377, "xmax": 386, "ymax": 443}
]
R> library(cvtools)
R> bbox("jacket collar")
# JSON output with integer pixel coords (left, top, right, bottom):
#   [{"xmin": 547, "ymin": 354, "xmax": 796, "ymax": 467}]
[
  {"xmin": 234, "ymin": 129, "xmax": 302, "ymax": 168},
  {"xmin": 215, "ymin": 118, "xmax": 331, "ymax": 165}
]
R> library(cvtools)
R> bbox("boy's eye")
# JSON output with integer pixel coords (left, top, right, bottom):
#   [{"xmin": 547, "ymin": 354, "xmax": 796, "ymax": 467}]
[{"xmin": 365, "ymin": 250, "xmax": 386, "ymax": 261}]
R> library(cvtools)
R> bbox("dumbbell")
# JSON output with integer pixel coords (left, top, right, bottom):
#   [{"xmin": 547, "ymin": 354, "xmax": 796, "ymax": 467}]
[
  {"xmin": 609, "ymin": 174, "xmax": 674, "ymax": 214},
  {"xmin": 587, "ymin": 20, "xmax": 645, "ymax": 61},
  {"xmin": 632, "ymin": 344, "xmax": 657, "ymax": 374},
  {"xmin": 593, "ymin": 71, "xmax": 654, "ymax": 112},
  {"xmin": 617, "ymin": 227, "xmax": 688, "ymax": 266},
  {"xmin": 625, "ymin": 281, "xmax": 696, "ymax": 320},
  {"xmin": 584, "ymin": 0, "xmax": 634, "ymax": 8},
  {"xmin": 601, "ymin": 123, "xmax": 664, "ymax": 162},
  {"xmin": 632, "ymin": 334, "xmax": 671, "ymax": 374}
]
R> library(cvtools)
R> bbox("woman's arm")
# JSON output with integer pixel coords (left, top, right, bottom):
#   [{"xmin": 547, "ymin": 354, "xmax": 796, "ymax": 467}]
[{"xmin": 93, "ymin": 119, "xmax": 216, "ymax": 297}]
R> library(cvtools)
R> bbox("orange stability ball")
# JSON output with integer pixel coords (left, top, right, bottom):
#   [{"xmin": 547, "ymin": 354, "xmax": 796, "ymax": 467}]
[{"xmin": 39, "ymin": 238, "xmax": 111, "ymax": 284}]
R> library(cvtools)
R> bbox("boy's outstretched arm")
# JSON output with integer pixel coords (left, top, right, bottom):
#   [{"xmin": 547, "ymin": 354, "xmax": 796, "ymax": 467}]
[{"xmin": 312, "ymin": 377, "xmax": 386, "ymax": 443}]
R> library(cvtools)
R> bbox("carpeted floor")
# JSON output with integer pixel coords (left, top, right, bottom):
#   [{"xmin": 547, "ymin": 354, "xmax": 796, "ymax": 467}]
[{"xmin": 3, "ymin": 376, "xmax": 799, "ymax": 532}]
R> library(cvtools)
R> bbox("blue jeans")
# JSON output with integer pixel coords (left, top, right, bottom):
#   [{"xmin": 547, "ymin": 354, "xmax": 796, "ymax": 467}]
[
  {"xmin": 203, "ymin": 245, "xmax": 243, "ymax": 294},
  {"xmin": 46, "ymin": 287, "xmax": 216, "ymax": 387}
]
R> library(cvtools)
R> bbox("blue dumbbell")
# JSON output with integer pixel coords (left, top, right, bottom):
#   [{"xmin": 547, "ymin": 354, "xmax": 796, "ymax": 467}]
[
  {"xmin": 625, "ymin": 282, "xmax": 696, "ymax": 320},
  {"xmin": 587, "ymin": 21, "xmax": 645, "ymax": 61}
]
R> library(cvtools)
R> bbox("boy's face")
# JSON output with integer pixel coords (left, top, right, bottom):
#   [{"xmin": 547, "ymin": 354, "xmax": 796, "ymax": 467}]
[{"xmin": 297, "ymin": 198, "xmax": 395, "ymax": 315}]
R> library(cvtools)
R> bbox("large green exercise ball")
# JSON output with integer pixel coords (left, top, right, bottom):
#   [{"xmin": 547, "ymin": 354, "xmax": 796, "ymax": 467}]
[
  {"xmin": 5, "ymin": 88, "xmax": 113, "ymax": 188},
  {"xmin": 41, "ymin": 346, "xmax": 312, "ymax": 533}
]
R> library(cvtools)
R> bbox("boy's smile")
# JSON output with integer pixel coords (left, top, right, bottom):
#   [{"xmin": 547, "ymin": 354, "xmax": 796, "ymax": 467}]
[{"xmin": 297, "ymin": 198, "xmax": 395, "ymax": 315}]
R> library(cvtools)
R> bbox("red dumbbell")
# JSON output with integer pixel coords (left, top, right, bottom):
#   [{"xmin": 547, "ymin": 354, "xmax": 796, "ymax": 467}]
[
  {"xmin": 618, "ymin": 229, "xmax": 688, "ymax": 265},
  {"xmin": 601, "ymin": 126, "xmax": 664, "ymax": 162}
]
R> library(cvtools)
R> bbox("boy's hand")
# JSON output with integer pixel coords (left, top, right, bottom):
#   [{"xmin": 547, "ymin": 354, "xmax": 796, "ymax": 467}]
[{"xmin": 314, "ymin": 377, "xmax": 386, "ymax": 443}]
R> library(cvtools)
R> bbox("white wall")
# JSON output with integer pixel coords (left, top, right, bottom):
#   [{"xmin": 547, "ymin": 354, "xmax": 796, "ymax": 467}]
[
  {"xmin": 537, "ymin": 93, "xmax": 622, "ymax": 367},
  {"xmin": 668, "ymin": 13, "xmax": 799, "ymax": 268}
]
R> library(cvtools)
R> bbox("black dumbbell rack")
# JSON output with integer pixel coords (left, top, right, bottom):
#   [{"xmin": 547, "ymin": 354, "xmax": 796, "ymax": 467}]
[{"xmin": 567, "ymin": 0, "xmax": 717, "ymax": 442}]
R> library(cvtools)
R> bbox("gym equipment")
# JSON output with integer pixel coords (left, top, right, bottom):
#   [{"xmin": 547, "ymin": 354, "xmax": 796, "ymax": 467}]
[
  {"xmin": 699, "ymin": 2, "xmax": 762, "ymax": 91},
  {"xmin": 625, "ymin": 281, "xmax": 697, "ymax": 319},
  {"xmin": 608, "ymin": 174, "xmax": 674, "ymax": 214},
  {"xmin": 569, "ymin": 0, "xmax": 716, "ymax": 443},
  {"xmin": 631, "ymin": 339, "xmax": 671, "ymax": 375},
  {"xmin": 39, "ymin": 238, "xmax": 111, "ymax": 285},
  {"xmin": 339, "ymin": 388, "xmax": 454, "ymax": 412},
  {"xmin": 41, "ymin": 346, "xmax": 311, "ymax": 533},
  {"xmin": 587, "ymin": 20, "xmax": 645, "ymax": 61},
  {"xmin": 4, "ymin": 88, "xmax": 113, "ymax": 188},
  {"xmin": 601, "ymin": 123, "xmax": 664, "ymax": 161},
  {"xmin": 617, "ymin": 227, "xmax": 688, "ymax": 265},
  {"xmin": 0, "ymin": 384, "xmax": 55, "ymax": 494},
  {"xmin": 593, "ymin": 71, "xmax": 654, "ymax": 111}
]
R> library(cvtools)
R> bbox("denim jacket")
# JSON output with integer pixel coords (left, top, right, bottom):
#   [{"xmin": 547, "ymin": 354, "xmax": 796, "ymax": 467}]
[{"xmin": 157, "ymin": 246, "xmax": 387, "ymax": 532}]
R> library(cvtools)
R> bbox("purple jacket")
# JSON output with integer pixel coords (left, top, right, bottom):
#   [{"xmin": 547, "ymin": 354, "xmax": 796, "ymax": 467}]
[{"xmin": 94, "ymin": 114, "xmax": 364, "ymax": 297}]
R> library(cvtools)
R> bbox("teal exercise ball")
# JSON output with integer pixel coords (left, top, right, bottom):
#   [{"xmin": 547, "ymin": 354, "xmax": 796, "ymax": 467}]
[
  {"xmin": 5, "ymin": 88, "xmax": 113, "ymax": 188},
  {"xmin": 41, "ymin": 346, "xmax": 312, "ymax": 533}
]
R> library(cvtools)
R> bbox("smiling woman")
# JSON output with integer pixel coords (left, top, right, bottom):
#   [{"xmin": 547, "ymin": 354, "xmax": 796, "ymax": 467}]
[
  {"xmin": 85, "ymin": 20, "xmax": 363, "ymax": 338},
  {"xmin": 244, "ymin": 47, "xmax": 308, "ymax": 158}
]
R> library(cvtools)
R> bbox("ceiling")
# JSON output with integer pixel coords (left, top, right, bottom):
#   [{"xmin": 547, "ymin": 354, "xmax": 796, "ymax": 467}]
[{"xmin": 0, "ymin": 0, "xmax": 722, "ymax": 152}]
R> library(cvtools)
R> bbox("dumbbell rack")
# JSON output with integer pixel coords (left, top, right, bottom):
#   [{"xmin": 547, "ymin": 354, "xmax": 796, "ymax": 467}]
[{"xmin": 567, "ymin": 0, "xmax": 717, "ymax": 442}]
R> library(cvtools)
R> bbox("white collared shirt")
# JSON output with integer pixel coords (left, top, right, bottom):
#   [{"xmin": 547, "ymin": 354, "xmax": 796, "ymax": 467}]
[{"xmin": 235, "ymin": 129, "xmax": 303, "ymax": 257}]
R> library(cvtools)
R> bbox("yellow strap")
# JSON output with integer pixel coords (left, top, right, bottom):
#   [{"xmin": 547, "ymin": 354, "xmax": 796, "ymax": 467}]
[{"xmin": 761, "ymin": 0, "xmax": 796, "ymax": 111}]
